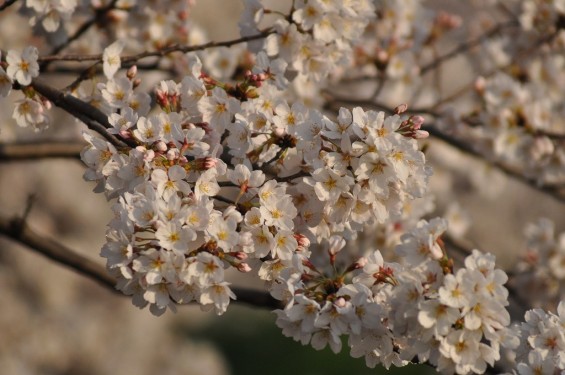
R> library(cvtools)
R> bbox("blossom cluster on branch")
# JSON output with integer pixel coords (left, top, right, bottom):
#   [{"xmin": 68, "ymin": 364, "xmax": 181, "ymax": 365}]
[{"xmin": 2, "ymin": 0, "xmax": 565, "ymax": 374}]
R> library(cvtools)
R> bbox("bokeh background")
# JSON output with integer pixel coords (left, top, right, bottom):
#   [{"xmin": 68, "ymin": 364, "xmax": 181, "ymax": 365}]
[{"xmin": 1, "ymin": 1, "xmax": 563, "ymax": 374}]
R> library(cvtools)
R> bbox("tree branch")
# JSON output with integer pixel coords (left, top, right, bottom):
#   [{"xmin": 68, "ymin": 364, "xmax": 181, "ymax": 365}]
[
  {"xmin": 423, "ymin": 125, "xmax": 565, "ymax": 203},
  {"xmin": 0, "ymin": 141, "xmax": 83, "ymax": 161},
  {"xmin": 30, "ymin": 78, "xmax": 132, "ymax": 149},
  {"xmin": 0, "ymin": 215, "xmax": 281, "ymax": 309},
  {"xmin": 46, "ymin": 0, "xmax": 120, "ymax": 58},
  {"xmin": 39, "ymin": 29, "xmax": 275, "ymax": 65},
  {"xmin": 0, "ymin": 0, "xmax": 18, "ymax": 12},
  {"xmin": 0, "ymin": 215, "xmax": 118, "ymax": 291}
]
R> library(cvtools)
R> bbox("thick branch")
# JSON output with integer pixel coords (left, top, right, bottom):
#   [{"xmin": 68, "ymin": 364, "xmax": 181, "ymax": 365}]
[
  {"xmin": 0, "ymin": 215, "xmax": 280, "ymax": 309},
  {"xmin": 0, "ymin": 141, "xmax": 83, "ymax": 161},
  {"xmin": 30, "ymin": 78, "xmax": 131, "ymax": 149},
  {"xmin": 0, "ymin": 216, "xmax": 117, "ymax": 290},
  {"xmin": 0, "ymin": 0, "xmax": 18, "ymax": 11}
]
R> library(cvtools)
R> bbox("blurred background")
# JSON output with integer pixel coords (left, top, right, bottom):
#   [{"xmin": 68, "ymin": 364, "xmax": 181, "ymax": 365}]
[{"xmin": 0, "ymin": 0, "xmax": 564, "ymax": 374}]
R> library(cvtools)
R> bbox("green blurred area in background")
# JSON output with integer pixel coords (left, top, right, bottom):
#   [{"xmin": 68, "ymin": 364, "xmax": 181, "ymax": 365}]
[{"xmin": 179, "ymin": 304, "xmax": 437, "ymax": 375}]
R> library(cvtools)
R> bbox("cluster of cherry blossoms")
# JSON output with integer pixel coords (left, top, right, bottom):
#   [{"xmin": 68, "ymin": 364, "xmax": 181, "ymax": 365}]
[
  {"xmin": 0, "ymin": 46, "xmax": 51, "ymax": 131},
  {"xmin": 3, "ymin": 0, "xmax": 565, "ymax": 374},
  {"xmin": 433, "ymin": 0, "xmax": 565, "ymax": 186},
  {"xmin": 273, "ymin": 218, "xmax": 519, "ymax": 374},
  {"xmin": 510, "ymin": 218, "xmax": 565, "ymax": 312},
  {"xmin": 79, "ymin": 41, "xmax": 431, "ymax": 315},
  {"xmin": 241, "ymin": 0, "xmax": 375, "ymax": 83},
  {"xmin": 512, "ymin": 302, "xmax": 565, "ymax": 374}
]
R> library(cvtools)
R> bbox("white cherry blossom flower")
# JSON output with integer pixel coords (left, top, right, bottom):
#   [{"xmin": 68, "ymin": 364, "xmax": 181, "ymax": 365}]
[
  {"xmin": 6, "ymin": 46, "xmax": 39, "ymax": 86},
  {"xmin": 103, "ymin": 40, "xmax": 125, "ymax": 79}
]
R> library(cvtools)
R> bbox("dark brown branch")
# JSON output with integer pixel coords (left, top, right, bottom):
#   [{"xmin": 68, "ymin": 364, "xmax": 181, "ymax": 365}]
[
  {"xmin": 0, "ymin": 215, "xmax": 281, "ymax": 309},
  {"xmin": 30, "ymin": 78, "xmax": 132, "ymax": 149},
  {"xmin": 39, "ymin": 29, "xmax": 275, "ymax": 65},
  {"xmin": 0, "ymin": 141, "xmax": 83, "ymax": 161},
  {"xmin": 0, "ymin": 215, "xmax": 118, "ymax": 291},
  {"xmin": 0, "ymin": 0, "xmax": 19, "ymax": 11}
]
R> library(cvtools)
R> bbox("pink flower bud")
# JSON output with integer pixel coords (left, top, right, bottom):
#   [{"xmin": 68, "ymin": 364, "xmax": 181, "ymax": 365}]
[
  {"xmin": 474, "ymin": 76, "xmax": 486, "ymax": 94},
  {"xmin": 144, "ymin": 149, "xmax": 155, "ymax": 162},
  {"xmin": 410, "ymin": 115, "xmax": 425, "ymax": 128},
  {"xmin": 394, "ymin": 103, "xmax": 408, "ymax": 114},
  {"xmin": 237, "ymin": 263, "xmax": 252, "ymax": 273},
  {"xmin": 376, "ymin": 49, "xmax": 389, "ymax": 63},
  {"xmin": 127, "ymin": 65, "xmax": 138, "ymax": 79},
  {"xmin": 335, "ymin": 297, "xmax": 346, "ymax": 308},
  {"xmin": 356, "ymin": 257, "xmax": 368, "ymax": 268},
  {"xmin": 233, "ymin": 251, "xmax": 248, "ymax": 260},
  {"xmin": 203, "ymin": 157, "xmax": 218, "ymax": 169},
  {"xmin": 414, "ymin": 130, "xmax": 429, "ymax": 139},
  {"xmin": 166, "ymin": 149, "xmax": 179, "ymax": 161},
  {"xmin": 294, "ymin": 234, "xmax": 310, "ymax": 249},
  {"xmin": 154, "ymin": 141, "xmax": 168, "ymax": 152},
  {"xmin": 119, "ymin": 129, "xmax": 132, "ymax": 139}
]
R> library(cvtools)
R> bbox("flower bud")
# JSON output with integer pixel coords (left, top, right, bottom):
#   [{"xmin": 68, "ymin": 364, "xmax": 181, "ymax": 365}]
[
  {"xmin": 236, "ymin": 263, "xmax": 252, "ymax": 273},
  {"xmin": 166, "ymin": 148, "xmax": 179, "ymax": 160},
  {"xmin": 294, "ymin": 234, "xmax": 310, "ymax": 249},
  {"xmin": 154, "ymin": 140, "xmax": 168, "ymax": 152},
  {"xmin": 335, "ymin": 297, "xmax": 347, "ymax": 308},
  {"xmin": 394, "ymin": 103, "xmax": 408, "ymax": 114},
  {"xmin": 127, "ymin": 65, "xmax": 138, "ymax": 80}
]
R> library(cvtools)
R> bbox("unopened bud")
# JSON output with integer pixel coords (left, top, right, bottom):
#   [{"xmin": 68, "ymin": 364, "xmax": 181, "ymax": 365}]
[
  {"xmin": 394, "ymin": 103, "xmax": 408, "ymax": 114},
  {"xmin": 232, "ymin": 251, "xmax": 248, "ymax": 261},
  {"xmin": 410, "ymin": 115, "xmax": 425, "ymax": 128},
  {"xmin": 118, "ymin": 129, "xmax": 132, "ymax": 139},
  {"xmin": 356, "ymin": 257, "xmax": 368, "ymax": 268},
  {"xmin": 143, "ymin": 149, "xmax": 155, "ymax": 162},
  {"xmin": 154, "ymin": 140, "xmax": 168, "ymax": 152},
  {"xmin": 335, "ymin": 297, "xmax": 346, "ymax": 308},
  {"xmin": 530, "ymin": 136, "xmax": 554, "ymax": 161},
  {"xmin": 294, "ymin": 234, "xmax": 310, "ymax": 249},
  {"xmin": 376, "ymin": 49, "xmax": 389, "ymax": 63},
  {"xmin": 127, "ymin": 65, "xmax": 138, "ymax": 79},
  {"xmin": 166, "ymin": 148, "xmax": 179, "ymax": 160},
  {"xmin": 414, "ymin": 130, "xmax": 429, "ymax": 139},
  {"xmin": 202, "ymin": 157, "xmax": 218, "ymax": 169},
  {"xmin": 236, "ymin": 263, "xmax": 252, "ymax": 273},
  {"xmin": 474, "ymin": 76, "xmax": 486, "ymax": 94}
]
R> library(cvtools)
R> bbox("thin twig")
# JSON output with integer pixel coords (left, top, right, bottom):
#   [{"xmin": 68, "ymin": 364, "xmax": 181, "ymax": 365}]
[
  {"xmin": 39, "ymin": 29, "xmax": 275, "ymax": 64},
  {"xmin": 0, "ymin": 215, "xmax": 281, "ymax": 309},
  {"xmin": 325, "ymin": 94, "xmax": 439, "ymax": 117},
  {"xmin": 47, "ymin": 0, "xmax": 120, "ymax": 59},
  {"xmin": 424, "ymin": 125, "xmax": 565, "ymax": 203},
  {"xmin": 0, "ymin": 141, "xmax": 84, "ymax": 161}
]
